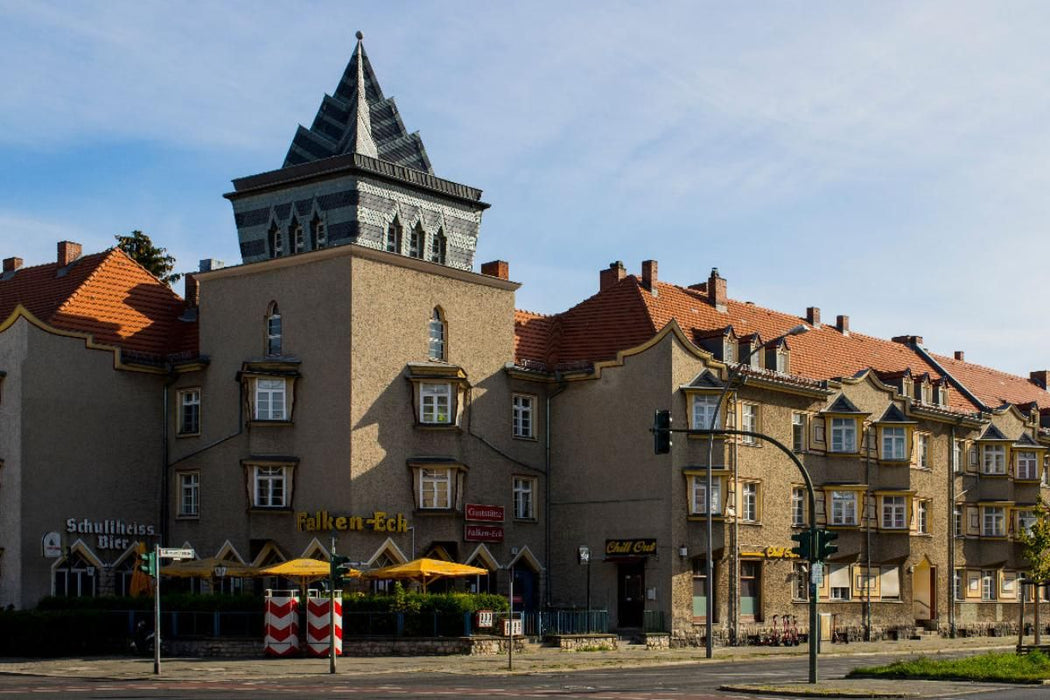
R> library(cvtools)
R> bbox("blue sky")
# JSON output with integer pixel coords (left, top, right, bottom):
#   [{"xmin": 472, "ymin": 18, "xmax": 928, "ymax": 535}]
[{"xmin": 2, "ymin": 2, "xmax": 1050, "ymax": 376}]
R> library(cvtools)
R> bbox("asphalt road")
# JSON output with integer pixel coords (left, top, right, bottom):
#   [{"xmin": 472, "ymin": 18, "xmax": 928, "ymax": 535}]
[{"xmin": 0, "ymin": 651, "xmax": 1045, "ymax": 700}]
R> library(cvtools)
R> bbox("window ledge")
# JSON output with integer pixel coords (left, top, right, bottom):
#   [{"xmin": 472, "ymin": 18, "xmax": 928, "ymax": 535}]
[
  {"xmin": 175, "ymin": 432, "xmax": 201, "ymax": 439},
  {"xmin": 878, "ymin": 459, "xmax": 910, "ymax": 466},
  {"xmin": 739, "ymin": 520, "xmax": 762, "ymax": 527},
  {"xmin": 514, "ymin": 517, "xmax": 538, "ymax": 524},
  {"xmin": 687, "ymin": 515, "xmax": 725, "ymax": 522},
  {"xmin": 416, "ymin": 423, "xmax": 460, "ymax": 431},
  {"xmin": 175, "ymin": 514, "xmax": 200, "ymax": 521},
  {"xmin": 414, "ymin": 508, "xmax": 458, "ymax": 516},
  {"xmin": 250, "ymin": 420, "xmax": 294, "ymax": 427},
  {"xmin": 512, "ymin": 435, "xmax": 538, "ymax": 442},
  {"xmin": 248, "ymin": 507, "xmax": 293, "ymax": 514}
]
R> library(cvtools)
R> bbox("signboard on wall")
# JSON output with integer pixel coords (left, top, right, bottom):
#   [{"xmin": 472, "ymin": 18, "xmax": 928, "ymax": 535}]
[
  {"xmin": 465, "ymin": 524, "xmax": 504, "ymax": 542},
  {"xmin": 465, "ymin": 503, "xmax": 504, "ymax": 522},
  {"xmin": 605, "ymin": 539, "xmax": 657, "ymax": 557}
]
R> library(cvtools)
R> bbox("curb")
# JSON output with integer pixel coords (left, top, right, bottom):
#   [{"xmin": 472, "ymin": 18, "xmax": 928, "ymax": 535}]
[{"xmin": 719, "ymin": 684, "xmax": 916, "ymax": 698}]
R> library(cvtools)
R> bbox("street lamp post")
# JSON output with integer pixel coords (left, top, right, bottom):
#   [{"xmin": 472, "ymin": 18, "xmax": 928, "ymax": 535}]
[{"xmin": 703, "ymin": 324, "xmax": 808, "ymax": 658}]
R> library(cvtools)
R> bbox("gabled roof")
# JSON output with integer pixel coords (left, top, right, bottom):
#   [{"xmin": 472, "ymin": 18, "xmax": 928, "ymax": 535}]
[
  {"xmin": 0, "ymin": 249, "xmax": 193, "ymax": 358},
  {"xmin": 877, "ymin": 405, "xmax": 915, "ymax": 424},
  {"xmin": 685, "ymin": 369, "xmax": 725, "ymax": 389},
  {"xmin": 1014, "ymin": 432, "xmax": 1040, "ymax": 447},
  {"xmin": 284, "ymin": 33, "xmax": 432, "ymax": 174},
  {"xmin": 825, "ymin": 394, "xmax": 866, "ymax": 414},
  {"xmin": 977, "ymin": 424, "xmax": 1010, "ymax": 441}
]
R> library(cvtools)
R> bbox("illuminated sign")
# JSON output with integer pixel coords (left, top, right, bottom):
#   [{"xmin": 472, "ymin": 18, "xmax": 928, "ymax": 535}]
[
  {"xmin": 296, "ymin": 510, "xmax": 409, "ymax": 533},
  {"xmin": 605, "ymin": 539, "xmax": 658, "ymax": 557},
  {"xmin": 465, "ymin": 524, "xmax": 504, "ymax": 542},
  {"xmin": 465, "ymin": 504, "xmax": 504, "ymax": 522}
]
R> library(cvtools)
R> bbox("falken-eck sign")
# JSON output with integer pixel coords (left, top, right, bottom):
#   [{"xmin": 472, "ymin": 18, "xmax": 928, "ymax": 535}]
[
  {"xmin": 465, "ymin": 524, "xmax": 504, "ymax": 542},
  {"xmin": 465, "ymin": 503, "xmax": 504, "ymax": 522},
  {"xmin": 605, "ymin": 539, "xmax": 658, "ymax": 557}
]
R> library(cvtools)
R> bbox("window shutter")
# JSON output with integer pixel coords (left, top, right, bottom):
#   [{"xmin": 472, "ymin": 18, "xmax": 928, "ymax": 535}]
[
  {"xmin": 880, "ymin": 566, "xmax": 900, "ymax": 598},
  {"xmin": 829, "ymin": 563, "xmax": 850, "ymax": 589}
]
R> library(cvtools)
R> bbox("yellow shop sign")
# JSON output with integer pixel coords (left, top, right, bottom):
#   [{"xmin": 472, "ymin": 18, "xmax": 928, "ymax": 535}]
[
  {"xmin": 296, "ymin": 510, "xmax": 409, "ymax": 533},
  {"xmin": 740, "ymin": 546, "xmax": 799, "ymax": 560}
]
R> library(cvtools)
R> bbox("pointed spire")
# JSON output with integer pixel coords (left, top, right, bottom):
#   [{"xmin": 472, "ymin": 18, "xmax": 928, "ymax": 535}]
[{"xmin": 348, "ymin": 31, "xmax": 379, "ymax": 159}]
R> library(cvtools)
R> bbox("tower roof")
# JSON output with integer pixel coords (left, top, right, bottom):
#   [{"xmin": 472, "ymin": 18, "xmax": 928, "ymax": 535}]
[{"xmin": 284, "ymin": 32, "xmax": 433, "ymax": 174}]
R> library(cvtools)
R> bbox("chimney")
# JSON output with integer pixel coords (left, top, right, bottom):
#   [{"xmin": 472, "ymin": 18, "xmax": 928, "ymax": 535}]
[
  {"xmin": 805, "ymin": 306, "xmax": 820, "ymax": 327},
  {"xmin": 836, "ymin": 315, "xmax": 850, "ymax": 336},
  {"xmin": 954, "ymin": 351, "xmax": 965, "ymax": 361},
  {"xmin": 891, "ymin": 335, "xmax": 924, "ymax": 347},
  {"xmin": 1030, "ymin": 371, "xmax": 1050, "ymax": 390},
  {"xmin": 3, "ymin": 257, "xmax": 23, "ymax": 273},
  {"xmin": 184, "ymin": 273, "xmax": 199, "ymax": 307},
  {"xmin": 481, "ymin": 260, "xmax": 509, "ymax": 280},
  {"xmin": 198, "ymin": 258, "xmax": 225, "ymax": 272},
  {"xmin": 57, "ymin": 241, "xmax": 82, "ymax": 267},
  {"xmin": 708, "ymin": 267, "xmax": 727, "ymax": 312},
  {"xmin": 599, "ymin": 261, "xmax": 626, "ymax": 291},
  {"xmin": 641, "ymin": 260, "xmax": 658, "ymax": 295}
]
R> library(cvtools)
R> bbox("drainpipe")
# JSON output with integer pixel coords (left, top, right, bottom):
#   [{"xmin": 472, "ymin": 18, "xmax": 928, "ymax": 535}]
[
  {"xmin": 545, "ymin": 373, "xmax": 567, "ymax": 608},
  {"xmin": 864, "ymin": 425, "xmax": 872, "ymax": 641},
  {"xmin": 948, "ymin": 424, "xmax": 957, "ymax": 638}
]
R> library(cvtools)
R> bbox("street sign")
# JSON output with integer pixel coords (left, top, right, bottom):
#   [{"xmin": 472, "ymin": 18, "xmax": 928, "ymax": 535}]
[
  {"xmin": 158, "ymin": 547, "xmax": 195, "ymax": 560},
  {"xmin": 810, "ymin": 561, "xmax": 824, "ymax": 586}
]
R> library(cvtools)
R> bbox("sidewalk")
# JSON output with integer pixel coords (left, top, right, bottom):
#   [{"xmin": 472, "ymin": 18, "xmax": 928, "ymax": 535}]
[{"xmin": 0, "ymin": 634, "xmax": 1037, "ymax": 697}]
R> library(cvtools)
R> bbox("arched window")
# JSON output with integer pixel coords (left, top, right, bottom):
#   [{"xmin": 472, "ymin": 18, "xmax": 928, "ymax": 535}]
[
  {"xmin": 289, "ymin": 217, "xmax": 304, "ymax": 253},
  {"xmin": 409, "ymin": 223, "xmax": 425, "ymax": 259},
  {"xmin": 53, "ymin": 552, "xmax": 98, "ymax": 598},
  {"xmin": 386, "ymin": 218, "xmax": 402, "ymax": 253},
  {"xmin": 268, "ymin": 222, "xmax": 283, "ymax": 258},
  {"xmin": 430, "ymin": 229, "xmax": 446, "ymax": 264},
  {"xmin": 428, "ymin": 307, "xmax": 446, "ymax": 361},
  {"xmin": 266, "ymin": 302, "xmax": 282, "ymax": 356},
  {"xmin": 310, "ymin": 213, "xmax": 326, "ymax": 249}
]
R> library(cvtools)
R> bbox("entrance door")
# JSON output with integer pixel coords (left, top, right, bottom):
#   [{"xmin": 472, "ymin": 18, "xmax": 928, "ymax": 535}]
[
  {"xmin": 512, "ymin": 567, "xmax": 538, "ymax": 612},
  {"xmin": 740, "ymin": 560, "xmax": 761, "ymax": 620},
  {"xmin": 617, "ymin": 562, "xmax": 645, "ymax": 628},
  {"xmin": 913, "ymin": 560, "xmax": 933, "ymax": 621}
]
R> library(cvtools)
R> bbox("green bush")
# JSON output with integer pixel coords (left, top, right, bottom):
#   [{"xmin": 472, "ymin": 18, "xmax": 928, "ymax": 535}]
[
  {"xmin": 36, "ymin": 593, "xmax": 262, "ymax": 613},
  {"xmin": 0, "ymin": 608, "xmax": 129, "ymax": 657}
]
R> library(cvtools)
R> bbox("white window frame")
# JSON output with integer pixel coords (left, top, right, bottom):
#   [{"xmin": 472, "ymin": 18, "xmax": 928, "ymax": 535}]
[
  {"xmin": 792, "ymin": 413, "xmax": 807, "ymax": 453},
  {"xmin": 513, "ymin": 394, "xmax": 535, "ymax": 439},
  {"xmin": 830, "ymin": 418, "xmax": 856, "ymax": 453},
  {"xmin": 428, "ymin": 308, "xmax": 446, "ymax": 360},
  {"xmin": 177, "ymin": 388, "xmax": 201, "ymax": 435},
  {"xmin": 178, "ymin": 471, "xmax": 200, "ymax": 517},
  {"xmin": 254, "ymin": 378, "xmax": 288, "ymax": 421},
  {"xmin": 266, "ymin": 306, "xmax": 282, "ymax": 356},
  {"xmin": 691, "ymin": 477, "xmax": 722, "ymax": 515},
  {"xmin": 1018, "ymin": 509, "xmax": 1038, "ymax": 536},
  {"xmin": 419, "ymin": 468, "xmax": 452, "ymax": 509},
  {"xmin": 882, "ymin": 427, "xmax": 906, "ymax": 460},
  {"xmin": 982, "ymin": 444, "xmax": 1006, "ymax": 475},
  {"xmin": 513, "ymin": 476, "xmax": 536, "ymax": 520},
  {"xmin": 917, "ymin": 500, "xmax": 929, "ymax": 534},
  {"xmin": 741, "ymin": 482, "xmax": 759, "ymax": 522},
  {"xmin": 830, "ymin": 490, "xmax": 858, "ymax": 526},
  {"xmin": 917, "ymin": 433, "xmax": 929, "ymax": 468},
  {"xmin": 740, "ymin": 403, "xmax": 758, "ymax": 445},
  {"xmin": 1016, "ymin": 451, "xmax": 1038, "ymax": 480},
  {"xmin": 953, "ymin": 440, "xmax": 964, "ymax": 473},
  {"xmin": 881, "ymin": 495, "xmax": 907, "ymax": 529},
  {"xmin": 982, "ymin": 570, "xmax": 997, "ymax": 601},
  {"xmin": 791, "ymin": 487, "xmax": 806, "ymax": 527},
  {"xmin": 420, "ymin": 383, "xmax": 453, "ymax": 424},
  {"xmin": 982, "ymin": 506, "xmax": 1005, "ymax": 537},
  {"xmin": 253, "ymin": 465, "xmax": 288, "ymax": 509},
  {"xmin": 954, "ymin": 507, "xmax": 963, "ymax": 537},
  {"xmin": 691, "ymin": 394, "xmax": 721, "ymax": 430}
]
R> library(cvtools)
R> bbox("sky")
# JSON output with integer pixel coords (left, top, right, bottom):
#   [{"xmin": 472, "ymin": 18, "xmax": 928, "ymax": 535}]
[{"xmin": 2, "ymin": 1, "xmax": 1049, "ymax": 377}]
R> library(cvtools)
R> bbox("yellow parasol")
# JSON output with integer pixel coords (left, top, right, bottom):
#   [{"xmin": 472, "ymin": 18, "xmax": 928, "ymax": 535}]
[
  {"xmin": 160, "ymin": 556, "xmax": 257, "ymax": 578},
  {"xmin": 259, "ymin": 557, "xmax": 361, "ymax": 591},
  {"xmin": 364, "ymin": 557, "xmax": 488, "ymax": 592}
]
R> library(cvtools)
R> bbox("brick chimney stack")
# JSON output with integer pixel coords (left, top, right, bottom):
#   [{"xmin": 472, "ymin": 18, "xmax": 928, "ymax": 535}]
[
  {"xmin": 892, "ymin": 335, "xmax": 924, "ymax": 347},
  {"xmin": 184, "ymin": 274, "xmax": 199, "ymax": 307},
  {"xmin": 708, "ymin": 267, "xmax": 727, "ymax": 312},
  {"xmin": 57, "ymin": 241, "xmax": 82, "ymax": 267},
  {"xmin": 806, "ymin": 306, "xmax": 821, "ymax": 327},
  {"xmin": 836, "ymin": 315, "xmax": 850, "ymax": 336},
  {"xmin": 1030, "ymin": 371, "xmax": 1050, "ymax": 390},
  {"xmin": 600, "ymin": 261, "xmax": 626, "ymax": 291},
  {"xmin": 954, "ymin": 351, "xmax": 965, "ymax": 361},
  {"xmin": 641, "ymin": 260, "xmax": 658, "ymax": 295},
  {"xmin": 3, "ymin": 257, "xmax": 22, "ymax": 273},
  {"xmin": 480, "ymin": 260, "xmax": 509, "ymax": 280}
]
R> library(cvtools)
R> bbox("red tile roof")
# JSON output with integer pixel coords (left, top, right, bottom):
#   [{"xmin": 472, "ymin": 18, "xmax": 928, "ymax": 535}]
[
  {"xmin": 0, "ymin": 249, "xmax": 196, "ymax": 358},
  {"xmin": 515, "ymin": 273, "xmax": 1050, "ymax": 413}
]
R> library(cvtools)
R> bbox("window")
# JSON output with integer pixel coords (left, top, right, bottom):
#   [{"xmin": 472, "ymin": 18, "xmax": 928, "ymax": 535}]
[
  {"xmin": 748, "ymin": 344, "xmax": 762, "ymax": 369},
  {"xmin": 723, "ymin": 339, "xmax": 735, "ymax": 363},
  {"xmin": 409, "ymin": 223, "xmax": 424, "ymax": 258},
  {"xmin": 775, "ymin": 349, "xmax": 788, "ymax": 373},
  {"xmin": 830, "ymin": 490, "xmax": 858, "ymax": 526},
  {"xmin": 740, "ymin": 403, "xmax": 758, "ymax": 445},
  {"xmin": 881, "ymin": 427, "xmax": 906, "ymax": 460},
  {"xmin": 741, "ymin": 482, "xmax": 759, "ymax": 522},
  {"xmin": 917, "ymin": 500, "xmax": 929, "ymax": 534},
  {"xmin": 310, "ymin": 213, "xmax": 326, "ymax": 249},
  {"xmin": 881, "ymin": 496, "xmax": 907, "ymax": 529},
  {"xmin": 290, "ymin": 217, "xmax": 304, "ymax": 252},
  {"xmin": 829, "ymin": 563, "xmax": 851, "ymax": 601},
  {"xmin": 428, "ymin": 308, "xmax": 446, "ymax": 361},
  {"xmin": 513, "ymin": 477, "xmax": 535, "ymax": 519},
  {"xmin": 691, "ymin": 394, "xmax": 720, "ymax": 430},
  {"xmin": 513, "ymin": 394, "xmax": 534, "ymax": 438},
  {"xmin": 982, "ymin": 506, "xmax": 1005, "ymax": 537},
  {"xmin": 266, "ymin": 303, "xmax": 282, "ymax": 356},
  {"xmin": 690, "ymin": 477, "xmax": 722, "ymax": 515},
  {"xmin": 954, "ymin": 507, "xmax": 963, "ymax": 537},
  {"xmin": 1016, "ymin": 451, "xmax": 1039, "ymax": 480},
  {"xmin": 254, "ymin": 378, "xmax": 288, "ymax": 421},
  {"xmin": 982, "ymin": 445, "xmax": 1006, "ymax": 474},
  {"xmin": 916, "ymin": 434, "xmax": 929, "ymax": 468},
  {"xmin": 253, "ymin": 465, "xmax": 289, "ymax": 508},
  {"xmin": 793, "ymin": 562, "xmax": 809, "ymax": 601},
  {"xmin": 953, "ymin": 570, "xmax": 963, "ymax": 601},
  {"xmin": 178, "ymin": 472, "xmax": 200, "ymax": 517},
  {"xmin": 792, "ymin": 413, "xmax": 807, "ymax": 452},
  {"xmin": 268, "ymin": 221, "xmax": 283, "ymax": 258},
  {"xmin": 953, "ymin": 439, "xmax": 964, "ymax": 473},
  {"xmin": 880, "ymin": 566, "xmax": 901, "ymax": 600},
  {"xmin": 791, "ymin": 487, "xmax": 806, "ymax": 526},
  {"xmin": 1018, "ymin": 509, "xmax": 1038, "ymax": 536},
  {"xmin": 430, "ymin": 229, "xmax": 446, "ymax": 263},
  {"xmin": 982, "ymin": 570, "xmax": 997, "ymax": 601},
  {"xmin": 419, "ymin": 468, "xmax": 452, "ymax": 509},
  {"xmin": 53, "ymin": 552, "xmax": 97, "ymax": 598},
  {"xmin": 419, "ymin": 383, "xmax": 452, "ymax": 424},
  {"xmin": 177, "ymin": 388, "xmax": 200, "ymax": 435},
  {"xmin": 968, "ymin": 445, "xmax": 978, "ymax": 468},
  {"xmin": 830, "ymin": 418, "xmax": 856, "ymax": 453},
  {"xmin": 386, "ymin": 218, "xmax": 402, "ymax": 253},
  {"xmin": 691, "ymin": 558, "xmax": 709, "ymax": 619}
]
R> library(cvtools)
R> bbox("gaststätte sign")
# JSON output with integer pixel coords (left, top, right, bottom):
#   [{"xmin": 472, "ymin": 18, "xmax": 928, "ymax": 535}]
[
  {"xmin": 465, "ymin": 503, "xmax": 504, "ymax": 522},
  {"xmin": 605, "ymin": 539, "xmax": 658, "ymax": 557},
  {"xmin": 464, "ymin": 523, "xmax": 504, "ymax": 542}
]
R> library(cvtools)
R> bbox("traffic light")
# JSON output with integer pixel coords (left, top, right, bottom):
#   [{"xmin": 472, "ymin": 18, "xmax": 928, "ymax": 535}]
[
  {"xmin": 138, "ymin": 550, "xmax": 157, "ymax": 577},
  {"xmin": 653, "ymin": 410, "xmax": 672, "ymax": 454},
  {"xmin": 330, "ymin": 554, "xmax": 353, "ymax": 587},
  {"xmin": 790, "ymin": 531, "xmax": 812, "ymax": 561},
  {"xmin": 816, "ymin": 529, "xmax": 839, "ymax": 560}
]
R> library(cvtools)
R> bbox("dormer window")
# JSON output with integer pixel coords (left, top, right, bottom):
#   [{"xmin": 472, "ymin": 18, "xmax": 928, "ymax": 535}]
[
  {"xmin": 775, "ymin": 348, "xmax": 788, "ymax": 373},
  {"xmin": 290, "ymin": 217, "xmax": 304, "ymax": 252},
  {"xmin": 268, "ymin": 222, "xmax": 283, "ymax": 258},
  {"xmin": 920, "ymin": 382, "xmax": 932, "ymax": 404},
  {"xmin": 428, "ymin": 307, "xmax": 446, "ymax": 361},
  {"xmin": 310, "ymin": 214, "xmax": 326, "ymax": 249},
  {"xmin": 409, "ymin": 223, "xmax": 425, "ymax": 259},
  {"xmin": 430, "ymin": 229, "xmax": 446, "ymax": 264},
  {"xmin": 266, "ymin": 302, "xmax": 282, "ymax": 356},
  {"xmin": 386, "ymin": 218, "xmax": 402, "ymax": 253},
  {"xmin": 723, "ymin": 339, "xmax": 736, "ymax": 363}
]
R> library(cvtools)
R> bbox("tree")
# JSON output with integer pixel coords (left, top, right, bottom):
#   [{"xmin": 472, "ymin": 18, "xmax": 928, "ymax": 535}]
[
  {"xmin": 1020, "ymin": 498, "xmax": 1050, "ymax": 584},
  {"xmin": 115, "ymin": 231, "xmax": 181, "ymax": 285}
]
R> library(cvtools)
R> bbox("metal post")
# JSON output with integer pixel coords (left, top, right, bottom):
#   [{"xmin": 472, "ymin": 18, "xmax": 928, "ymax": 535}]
[
  {"xmin": 1018, "ymin": 578, "xmax": 1026, "ymax": 651},
  {"xmin": 508, "ymin": 566, "xmax": 515, "ymax": 671},
  {"xmin": 1036, "ymin": 582, "xmax": 1042, "ymax": 645},
  {"xmin": 586, "ymin": 560, "xmax": 591, "ymax": 631},
  {"xmin": 329, "ymin": 535, "xmax": 337, "ymax": 674},
  {"xmin": 153, "ymin": 544, "xmax": 161, "ymax": 675}
]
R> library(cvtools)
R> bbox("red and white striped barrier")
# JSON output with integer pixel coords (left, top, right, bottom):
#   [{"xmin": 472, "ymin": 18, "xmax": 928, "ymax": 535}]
[
  {"xmin": 305, "ymin": 592, "xmax": 342, "ymax": 657},
  {"xmin": 264, "ymin": 591, "xmax": 300, "ymax": 657}
]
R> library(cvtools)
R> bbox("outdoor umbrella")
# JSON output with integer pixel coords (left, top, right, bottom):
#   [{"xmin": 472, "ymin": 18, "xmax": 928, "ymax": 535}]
[
  {"xmin": 259, "ymin": 557, "xmax": 361, "ymax": 593},
  {"xmin": 160, "ymin": 557, "xmax": 257, "ymax": 578},
  {"xmin": 364, "ymin": 557, "xmax": 488, "ymax": 592}
]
